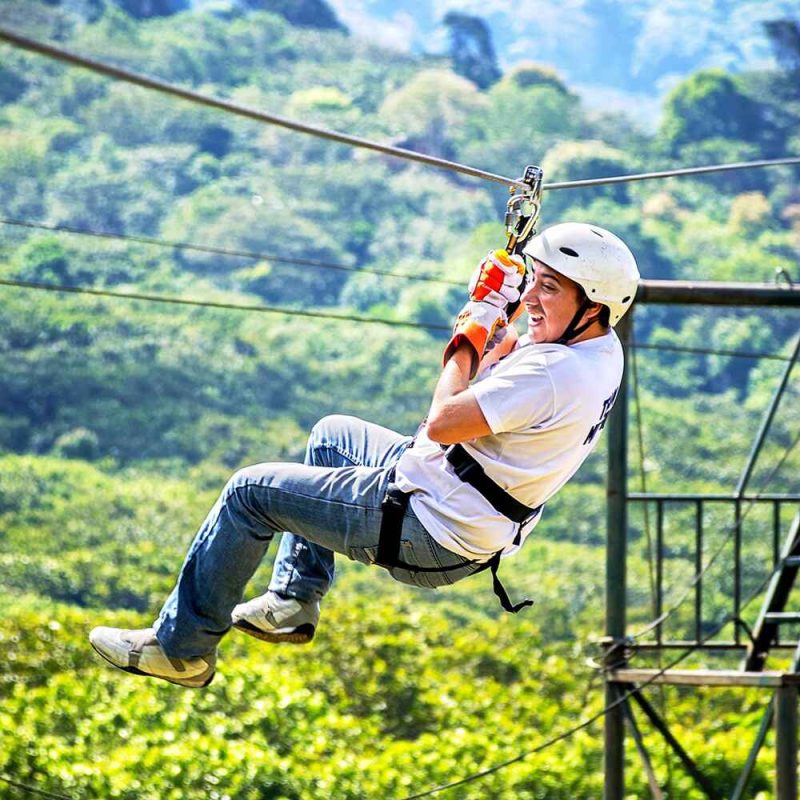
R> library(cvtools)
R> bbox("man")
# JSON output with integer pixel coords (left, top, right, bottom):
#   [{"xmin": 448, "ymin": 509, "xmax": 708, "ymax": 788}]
[{"xmin": 90, "ymin": 222, "xmax": 639, "ymax": 688}]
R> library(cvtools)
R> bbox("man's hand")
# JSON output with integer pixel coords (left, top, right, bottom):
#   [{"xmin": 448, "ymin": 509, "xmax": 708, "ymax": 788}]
[
  {"xmin": 442, "ymin": 301, "xmax": 507, "ymax": 379},
  {"xmin": 469, "ymin": 249, "xmax": 526, "ymax": 308},
  {"xmin": 442, "ymin": 250, "xmax": 524, "ymax": 378}
]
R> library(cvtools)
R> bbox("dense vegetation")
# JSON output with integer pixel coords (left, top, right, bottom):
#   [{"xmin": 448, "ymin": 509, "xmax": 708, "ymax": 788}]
[{"xmin": 0, "ymin": 1, "xmax": 798, "ymax": 797}]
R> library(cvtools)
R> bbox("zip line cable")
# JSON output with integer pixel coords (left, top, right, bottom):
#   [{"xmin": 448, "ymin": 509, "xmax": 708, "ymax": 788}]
[
  {"xmin": 399, "ymin": 567, "xmax": 787, "ymax": 799},
  {"xmin": 0, "ymin": 277, "xmax": 451, "ymax": 331},
  {"xmin": 1, "ymin": 277, "xmax": 797, "ymax": 364},
  {"xmin": 0, "ymin": 774, "xmax": 72, "ymax": 800},
  {"xmin": 0, "ymin": 26, "xmax": 798, "ymax": 798},
  {"xmin": 632, "ymin": 341, "xmax": 794, "ymax": 363},
  {"xmin": 542, "ymin": 157, "xmax": 800, "ymax": 190},
  {"xmin": 0, "ymin": 28, "xmax": 799, "ymax": 191},
  {"xmin": 3, "ymin": 219, "xmax": 800, "ymax": 340},
  {"xmin": 0, "ymin": 28, "xmax": 526, "ymax": 190},
  {"xmin": 398, "ymin": 431, "xmax": 800, "ymax": 799},
  {"xmin": 0, "ymin": 218, "xmax": 462, "ymax": 287}
]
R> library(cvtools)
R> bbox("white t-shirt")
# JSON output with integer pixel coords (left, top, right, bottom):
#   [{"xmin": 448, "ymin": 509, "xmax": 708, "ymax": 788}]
[{"xmin": 394, "ymin": 330, "xmax": 624, "ymax": 559}]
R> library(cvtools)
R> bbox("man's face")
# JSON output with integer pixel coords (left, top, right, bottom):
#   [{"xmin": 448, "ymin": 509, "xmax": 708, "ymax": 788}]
[{"xmin": 521, "ymin": 260, "xmax": 586, "ymax": 344}]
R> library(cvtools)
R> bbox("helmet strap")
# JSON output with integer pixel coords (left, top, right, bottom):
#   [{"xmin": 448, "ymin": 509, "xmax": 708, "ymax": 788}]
[{"xmin": 555, "ymin": 297, "xmax": 595, "ymax": 345}]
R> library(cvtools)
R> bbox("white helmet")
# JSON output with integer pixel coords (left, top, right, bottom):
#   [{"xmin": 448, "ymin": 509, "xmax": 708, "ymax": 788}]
[{"xmin": 522, "ymin": 222, "xmax": 640, "ymax": 326}]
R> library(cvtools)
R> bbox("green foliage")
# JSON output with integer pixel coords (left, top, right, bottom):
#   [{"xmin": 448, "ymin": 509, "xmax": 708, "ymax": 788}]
[
  {"xmin": 658, "ymin": 69, "xmax": 772, "ymax": 156},
  {"xmin": 380, "ymin": 69, "xmax": 487, "ymax": 159},
  {"xmin": 0, "ymin": 3, "xmax": 798, "ymax": 797}
]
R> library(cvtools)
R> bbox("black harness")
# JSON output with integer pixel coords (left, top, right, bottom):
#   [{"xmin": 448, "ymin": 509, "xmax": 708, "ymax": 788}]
[{"xmin": 375, "ymin": 443, "xmax": 541, "ymax": 613}]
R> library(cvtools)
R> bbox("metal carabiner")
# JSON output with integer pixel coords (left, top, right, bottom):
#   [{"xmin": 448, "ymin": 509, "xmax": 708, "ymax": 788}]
[{"xmin": 503, "ymin": 164, "xmax": 544, "ymax": 321}]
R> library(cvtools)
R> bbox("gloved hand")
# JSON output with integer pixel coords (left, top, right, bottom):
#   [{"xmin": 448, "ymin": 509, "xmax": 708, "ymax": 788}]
[
  {"xmin": 468, "ymin": 249, "xmax": 526, "ymax": 308},
  {"xmin": 442, "ymin": 301, "xmax": 507, "ymax": 378}
]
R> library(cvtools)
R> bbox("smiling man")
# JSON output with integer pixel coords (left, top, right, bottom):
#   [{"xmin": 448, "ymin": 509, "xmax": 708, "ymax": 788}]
[{"xmin": 89, "ymin": 222, "xmax": 639, "ymax": 689}]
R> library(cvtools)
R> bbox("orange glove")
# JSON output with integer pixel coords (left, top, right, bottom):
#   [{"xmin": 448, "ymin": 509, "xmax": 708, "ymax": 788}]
[
  {"xmin": 442, "ymin": 301, "xmax": 507, "ymax": 379},
  {"xmin": 468, "ymin": 249, "xmax": 526, "ymax": 308}
]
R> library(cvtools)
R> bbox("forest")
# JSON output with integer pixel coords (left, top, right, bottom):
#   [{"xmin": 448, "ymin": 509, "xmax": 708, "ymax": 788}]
[{"xmin": 0, "ymin": 0, "xmax": 799, "ymax": 797}]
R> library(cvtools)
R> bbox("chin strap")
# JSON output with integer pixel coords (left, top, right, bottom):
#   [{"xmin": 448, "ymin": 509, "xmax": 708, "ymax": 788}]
[{"xmin": 555, "ymin": 297, "xmax": 595, "ymax": 345}]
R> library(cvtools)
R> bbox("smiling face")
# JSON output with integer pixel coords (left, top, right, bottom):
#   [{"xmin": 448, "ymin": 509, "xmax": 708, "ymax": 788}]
[{"xmin": 522, "ymin": 260, "xmax": 598, "ymax": 344}]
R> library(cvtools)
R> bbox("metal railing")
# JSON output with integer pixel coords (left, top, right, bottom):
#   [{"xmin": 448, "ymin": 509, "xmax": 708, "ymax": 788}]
[{"xmin": 628, "ymin": 493, "xmax": 800, "ymax": 649}]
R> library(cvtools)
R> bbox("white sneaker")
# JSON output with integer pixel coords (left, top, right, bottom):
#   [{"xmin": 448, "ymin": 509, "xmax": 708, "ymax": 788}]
[
  {"xmin": 89, "ymin": 627, "xmax": 216, "ymax": 688},
  {"xmin": 231, "ymin": 592, "xmax": 319, "ymax": 644}
]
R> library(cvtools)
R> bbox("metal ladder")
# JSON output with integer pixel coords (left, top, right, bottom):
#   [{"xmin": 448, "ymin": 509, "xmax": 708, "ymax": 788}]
[
  {"xmin": 731, "ymin": 512, "xmax": 800, "ymax": 800},
  {"xmin": 743, "ymin": 513, "xmax": 800, "ymax": 672}
]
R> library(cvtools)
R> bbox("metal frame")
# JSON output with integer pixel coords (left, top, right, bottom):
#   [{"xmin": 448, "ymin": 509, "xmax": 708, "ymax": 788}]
[{"xmin": 604, "ymin": 281, "xmax": 800, "ymax": 799}]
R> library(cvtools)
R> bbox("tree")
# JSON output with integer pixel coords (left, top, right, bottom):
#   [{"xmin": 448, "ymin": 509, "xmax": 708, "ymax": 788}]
[
  {"xmin": 504, "ymin": 62, "xmax": 570, "ymax": 95},
  {"xmin": 242, "ymin": 0, "xmax": 346, "ymax": 31},
  {"xmin": 541, "ymin": 140, "xmax": 634, "ymax": 213},
  {"xmin": 658, "ymin": 69, "xmax": 767, "ymax": 155},
  {"xmin": 380, "ymin": 69, "xmax": 488, "ymax": 160},
  {"xmin": 114, "ymin": 0, "xmax": 189, "ymax": 18},
  {"xmin": 442, "ymin": 12, "xmax": 501, "ymax": 90},
  {"xmin": 763, "ymin": 18, "xmax": 800, "ymax": 72}
]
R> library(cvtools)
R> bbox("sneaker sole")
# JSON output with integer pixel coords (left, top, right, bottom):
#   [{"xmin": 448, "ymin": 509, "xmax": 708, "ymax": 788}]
[
  {"xmin": 89, "ymin": 640, "xmax": 215, "ymax": 688},
  {"xmin": 232, "ymin": 620, "xmax": 315, "ymax": 644}
]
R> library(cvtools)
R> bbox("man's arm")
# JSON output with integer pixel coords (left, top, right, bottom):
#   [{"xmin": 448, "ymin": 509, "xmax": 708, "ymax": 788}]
[{"xmin": 426, "ymin": 341, "xmax": 493, "ymax": 445}]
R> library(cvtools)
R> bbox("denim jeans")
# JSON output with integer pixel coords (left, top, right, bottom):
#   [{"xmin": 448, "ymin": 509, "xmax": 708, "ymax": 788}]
[{"xmin": 155, "ymin": 415, "xmax": 481, "ymax": 658}]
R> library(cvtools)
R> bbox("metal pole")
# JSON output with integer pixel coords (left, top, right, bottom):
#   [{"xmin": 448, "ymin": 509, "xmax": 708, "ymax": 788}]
[
  {"xmin": 775, "ymin": 685, "xmax": 798, "ymax": 800},
  {"xmin": 636, "ymin": 281, "xmax": 800, "ymax": 307},
  {"xmin": 630, "ymin": 689, "xmax": 722, "ymax": 800},
  {"xmin": 623, "ymin": 697, "xmax": 664, "ymax": 799},
  {"xmin": 730, "ymin": 701, "xmax": 774, "ymax": 800},
  {"xmin": 735, "ymin": 335, "xmax": 800, "ymax": 497},
  {"xmin": 605, "ymin": 312, "xmax": 631, "ymax": 800}
]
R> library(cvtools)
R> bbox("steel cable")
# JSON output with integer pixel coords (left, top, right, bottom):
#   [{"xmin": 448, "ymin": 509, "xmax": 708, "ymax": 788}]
[
  {"xmin": 0, "ymin": 28, "xmax": 798, "ymax": 192},
  {"xmin": 0, "ymin": 218, "xmax": 462, "ymax": 287},
  {"xmin": 2, "ymin": 277, "xmax": 798, "ymax": 365},
  {"xmin": 398, "ymin": 429, "xmax": 800, "ymax": 799}
]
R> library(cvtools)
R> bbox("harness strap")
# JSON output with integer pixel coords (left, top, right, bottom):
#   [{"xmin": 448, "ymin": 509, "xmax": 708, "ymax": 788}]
[
  {"xmin": 376, "ymin": 473, "xmax": 534, "ymax": 613},
  {"xmin": 444, "ymin": 443, "xmax": 541, "ymax": 524}
]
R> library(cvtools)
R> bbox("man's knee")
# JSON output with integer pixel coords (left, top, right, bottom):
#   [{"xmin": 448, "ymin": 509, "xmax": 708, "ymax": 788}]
[
  {"xmin": 308, "ymin": 414, "xmax": 355, "ymax": 448},
  {"xmin": 224, "ymin": 464, "xmax": 274, "ymax": 498}
]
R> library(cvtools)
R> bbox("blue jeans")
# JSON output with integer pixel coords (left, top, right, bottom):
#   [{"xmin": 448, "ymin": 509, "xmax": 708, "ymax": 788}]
[{"xmin": 155, "ymin": 415, "xmax": 480, "ymax": 657}]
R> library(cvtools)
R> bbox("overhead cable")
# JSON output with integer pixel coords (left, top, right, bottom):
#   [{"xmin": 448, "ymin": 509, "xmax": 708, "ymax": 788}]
[
  {"xmin": 543, "ymin": 157, "xmax": 800, "ymax": 190},
  {"xmin": 6, "ymin": 220, "xmax": 800, "ymax": 310},
  {"xmin": 0, "ymin": 277, "xmax": 452, "ymax": 331},
  {"xmin": 398, "ymin": 430, "xmax": 800, "ymax": 799},
  {"xmin": 0, "ymin": 774, "xmax": 72, "ymax": 800},
  {"xmin": 0, "ymin": 218, "xmax": 462, "ymax": 287},
  {"xmin": 634, "ymin": 341, "xmax": 795, "ymax": 362},
  {"xmin": 0, "ymin": 28, "xmax": 526, "ymax": 190},
  {"xmin": 1, "ymin": 277, "xmax": 797, "ymax": 363},
  {"xmin": 1, "ymin": 28, "xmax": 799, "ymax": 192}
]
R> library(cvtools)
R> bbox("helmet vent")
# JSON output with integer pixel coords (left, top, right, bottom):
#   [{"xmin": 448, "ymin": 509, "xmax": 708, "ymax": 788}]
[
  {"xmin": 622, "ymin": 296, "xmax": 631, "ymax": 303},
  {"xmin": 559, "ymin": 246, "xmax": 579, "ymax": 257},
  {"xmin": 590, "ymin": 229, "xmax": 604, "ymax": 237}
]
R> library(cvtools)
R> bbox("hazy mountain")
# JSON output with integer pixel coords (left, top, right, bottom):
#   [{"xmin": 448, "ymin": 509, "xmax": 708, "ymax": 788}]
[{"xmin": 326, "ymin": 0, "xmax": 799, "ymax": 127}]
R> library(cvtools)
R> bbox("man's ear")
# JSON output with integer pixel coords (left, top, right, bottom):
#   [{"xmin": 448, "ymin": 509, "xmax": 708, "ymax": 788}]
[{"xmin": 584, "ymin": 301, "xmax": 604, "ymax": 322}]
